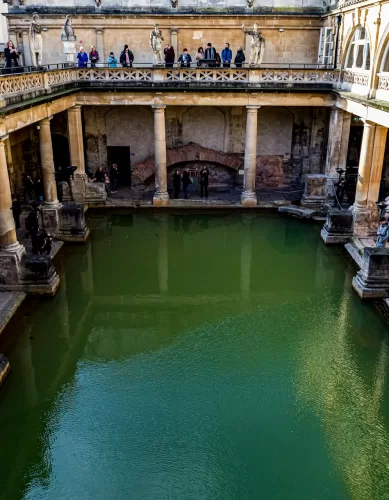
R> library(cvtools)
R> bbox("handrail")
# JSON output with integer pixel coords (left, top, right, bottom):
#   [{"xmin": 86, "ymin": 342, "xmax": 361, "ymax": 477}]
[{"xmin": 0, "ymin": 62, "xmax": 75, "ymax": 75}]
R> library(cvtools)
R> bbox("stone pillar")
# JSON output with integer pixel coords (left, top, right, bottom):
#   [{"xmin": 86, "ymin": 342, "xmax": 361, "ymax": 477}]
[
  {"xmin": 68, "ymin": 105, "xmax": 85, "ymax": 176},
  {"xmin": 96, "ymin": 29, "xmax": 105, "ymax": 65},
  {"xmin": 241, "ymin": 105, "xmax": 259, "ymax": 207},
  {"xmin": 39, "ymin": 117, "xmax": 58, "ymax": 205},
  {"xmin": 351, "ymin": 121, "xmax": 378, "ymax": 237},
  {"xmin": 170, "ymin": 29, "xmax": 178, "ymax": 60},
  {"xmin": 325, "ymin": 108, "xmax": 352, "ymax": 179},
  {"xmin": 21, "ymin": 30, "xmax": 32, "ymax": 67},
  {"xmin": 0, "ymin": 136, "xmax": 18, "ymax": 249},
  {"xmin": 367, "ymin": 125, "xmax": 388, "ymax": 208},
  {"xmin": 152, "ymin": 105, "xmax": 169, "ymax": 207}
]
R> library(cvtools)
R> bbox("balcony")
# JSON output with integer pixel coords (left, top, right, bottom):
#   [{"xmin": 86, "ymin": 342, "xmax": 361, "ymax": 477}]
[{"xmin": 0, "ymin": 64, "xmax": 340, "ymax": 109}]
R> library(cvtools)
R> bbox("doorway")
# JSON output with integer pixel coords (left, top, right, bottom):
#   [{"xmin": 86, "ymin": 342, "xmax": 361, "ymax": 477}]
[
  {"xmin": 51, "ymin": 134, "xmax": 70, "ymax": 169},
  {"xmin": 107, "ymin": 146, "xmax": 131, "ymax": 187}
]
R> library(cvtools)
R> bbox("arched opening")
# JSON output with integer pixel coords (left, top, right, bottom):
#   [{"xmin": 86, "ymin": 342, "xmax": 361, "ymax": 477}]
[
  {"xmin": 51, "ymin": 134, "xmax": 70, "ymax": 169},
  {"xmin": 344, "ymin": 26, "xmax": 371, "ymax": 70}
]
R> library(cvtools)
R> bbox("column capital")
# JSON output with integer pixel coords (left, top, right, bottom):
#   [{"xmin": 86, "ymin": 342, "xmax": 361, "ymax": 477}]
[
  {"xmin": 170, "ymin": 28, "xmax": 179, "ymax": 33},
  {"xmin": 152, "ymin": 104, "xmax": 166, "ymax": 111},
  {"xmin": 39, "ymin": 116, "xmax": 53, "ymax": 125},
  {"xmin": 0, "ymin": 135, "xmax": 9, "ymax": 143},
  {"xmin": 246, "ymin": 105, "xmax": 260, "ymax": 111},
  {"xmin": 95, "ymin": 28, "xmax": 104, "ymax": 34},
  {"xmin": 362, "ymin": 120, "xmax": 376, "ymax": 128},
  {"xmin": 68, "ymin": 104, "xmax": 82, "ymax": 112}
]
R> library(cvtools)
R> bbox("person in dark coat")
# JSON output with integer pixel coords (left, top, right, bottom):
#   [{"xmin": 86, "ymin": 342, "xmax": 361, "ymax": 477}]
[
  {"xmin": 120, "ymin": 45, "xmax": 134, "ymax": 67},
  {"xmin": 89, "ymin": 46, "xmax": 100, "ymax": 68},
  {"xmin": 199, "ymin": 166, "xmax": 209, "ymax": 199},
  {"xmin": 4, "ymin": 40, "xmax": 19, "ymax": 72},
  {"xmin": 109, "ymin": 163, "xmax": 119, "ymax": 193},
  {"xmin": 234, "ymin": 46, "xmax": 245, "ymax": 68},
  {"xmin": 178, "ymin": 48, "xmax": 192, "ymax": 68},
  {"xmin": 164, "ymin": 44, "xmax": 175, "ymax": 68},
  {"xmin": 11, "ymin": 195, "xmax": 21, "ymax": 230},
  {"xmin": 173, "ymin": 169, "xmax": 181, "ymax": 199},
  {"xmin": 22, "ymin": 173, "xmax": 34, "ymax": 201},
  {"xmin": 25, "ymin": 208, "xmax": 39, "ymax": 239},
  {"xmin": 94, "ymin": 166, "xmax": 105, "ymax": 183},
  {"xmin": 34, "ymin": 177, "xmax": 44, "ymax": 202},
  {"xmin": 182, "ymin": 170, "xmax": 191, "ymax": 199}
]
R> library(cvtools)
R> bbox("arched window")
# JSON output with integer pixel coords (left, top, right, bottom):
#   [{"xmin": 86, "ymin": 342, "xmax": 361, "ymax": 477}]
[
  {"xmin": 380, "ymin": 42, "xmax": 389, "ymax": 72},
  {"xmin": 345, "ymin": 27, "xmax": 371, "ymax": 70}
]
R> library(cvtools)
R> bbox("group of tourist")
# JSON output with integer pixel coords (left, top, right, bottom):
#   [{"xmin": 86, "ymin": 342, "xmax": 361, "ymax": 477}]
[
  {"xmin": 76, "ymin": 42, "xmax": 245, "ymax": 68},
  {"xmin": 172, "ymin": 166, "xmax": 209, "ymax": 199},
  {"xmin": 92, "ymin": 164, "xmax": 119, "ymax": 195}
]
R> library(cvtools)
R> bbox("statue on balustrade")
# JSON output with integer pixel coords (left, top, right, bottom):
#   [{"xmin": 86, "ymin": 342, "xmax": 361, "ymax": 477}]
[
  {"xmin": 242, "ymin": 23, "xmax": 265, "ymax": 66},
  {"xmin": 30, "ymin": 13, "xmax": 43, "ymax": 67},
  {"xmin": 150, "ymin": 24, "xmax": 164, "ymax": 65},
  {"xmin": 61, "ymin": 15, "xmax": 76, "ymax": 41}
]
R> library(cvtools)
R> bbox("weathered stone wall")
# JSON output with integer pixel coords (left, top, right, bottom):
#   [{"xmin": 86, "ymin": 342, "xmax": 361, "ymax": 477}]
[
  {"xmin": 84, "ymin": 104, "xmax": 327, "ymax": 189},
  {"xmin": 7, "ymin": 14, "xmax": 322, "ymax": 66}
]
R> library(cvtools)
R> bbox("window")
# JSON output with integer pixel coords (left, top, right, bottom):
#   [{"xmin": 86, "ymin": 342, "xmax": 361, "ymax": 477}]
[
  {"xmin": 345, "ymin": 26, "xmax": 370, "ymax": 70},
  {"xmin": 318, "ymin": 28, "xmax": 334, "ymax": 66},
  {"xmin": 380, "ymin": 42, "xmax": 389, "ymax": 73}
]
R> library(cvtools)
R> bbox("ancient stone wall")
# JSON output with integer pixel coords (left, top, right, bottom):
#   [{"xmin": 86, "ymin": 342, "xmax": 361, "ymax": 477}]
[{"xmin": 84, "ymin": 104, "xmax": 327, "ymax": 190}]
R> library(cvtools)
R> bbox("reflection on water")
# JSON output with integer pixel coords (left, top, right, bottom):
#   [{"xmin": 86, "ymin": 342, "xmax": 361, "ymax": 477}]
[{"xmin": 0, "ymin": 213, "xmax": 388, "ymax": 500}]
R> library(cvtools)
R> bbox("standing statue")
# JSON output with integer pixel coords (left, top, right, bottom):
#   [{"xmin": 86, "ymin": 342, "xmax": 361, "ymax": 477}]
[
  {"xmin": 242, "ymin": 23, "xmax": 265, "ymax": 66},
  {"xmin": 150, "ymin": 24, "xmax": 164, "ymax": 65},
  {"xmin": 61, "ymin": 15, "xmax": 76, "ymax": 40},
  {"xmin": 30, "ymin": 12, "xmax": 43, "ymax": 67}
]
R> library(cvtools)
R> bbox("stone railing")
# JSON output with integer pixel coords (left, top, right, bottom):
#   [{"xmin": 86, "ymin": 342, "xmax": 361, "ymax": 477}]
[
  {"xmin": 77, "ymin": 67, "xmax": 339, "ymax": 85},
  {"xmin": 376, "ymin": 73, "xmax": 389, "ymax": 100},
  {"xmin": 0, "ymin": 66, "xmax": 340, "ymax": 107},
  {"xmin": 341, "ymin": 69, "xmax": 370, "ymax": 96}
]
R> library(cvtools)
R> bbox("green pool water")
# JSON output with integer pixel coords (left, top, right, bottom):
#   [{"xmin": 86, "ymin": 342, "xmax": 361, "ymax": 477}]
[{"xmin": 0, "ymin": 212, "xmax": 389, "ymax": 500}]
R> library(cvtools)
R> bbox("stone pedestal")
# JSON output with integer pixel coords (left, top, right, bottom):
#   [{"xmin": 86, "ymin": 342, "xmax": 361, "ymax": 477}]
[
  {"xmin": 62, "ymin": 38, "xmax": 77, "ymax": 63},
  {"xmin": 321, "ymin": 210, "xmax": 354, "ymax": 244},
  {"xmin": 0, "ymin": 245, "xmax": 59, "ymax": 295},
  {"xmin": 350, "ymin": 206, "xmax": 379, "ymax": 238},
  {"xmin": 301, "ymin": 174, "xmax": 328, "ymax": 210},
  {"xmin": 352, "ymin": 247, "xmax": 389, "ymax": 299},
  {"xmin": 59, "ymin": 203, "xmax": 89, "ymax": 242},
  {"xmin": 62, "ymin": 178, "xmax": 106, "ymax": 205},
  {"xmin": 42, "ymin": 202, "xmax": 89, "ymax": 242}
]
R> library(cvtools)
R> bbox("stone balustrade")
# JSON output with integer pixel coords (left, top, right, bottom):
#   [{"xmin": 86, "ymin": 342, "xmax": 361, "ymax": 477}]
[
  {"xmin": 341, "ymin": 70, "xmax": 370, "ymax": 95},
  {"xmin": 376, "ymin": 73, "xmax": 389, "ymax": 100},
  {"xmin": 0, "ymin": 66, "xmax": 340, "ymax": 107}
]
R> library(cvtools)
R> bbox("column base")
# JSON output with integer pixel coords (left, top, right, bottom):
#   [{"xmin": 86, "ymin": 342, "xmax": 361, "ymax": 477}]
[
  {"xmin": 352, "ymin": 247, "xmax": 389, "ymax": 300},
  {"xmin": 153, "ymin": 192, "xmax": 170, "ymax": 207},
  {"xmin": 350, "ymin": 205, "xmax": 379, "ymax": 238},
  {"xmin": 320, "ymin": 210, "xmax": 353, "ymax": 244},
  {"xmin": 241, "ymin": 191, "xmax": 257, "ymax": 207},
  {"xmin": 352, "ymin": 274, "xmax": 389, "ymax": 299},
  {"xmin": 0, "ymin": 244, "xmax": 60, "ymax": 295}
]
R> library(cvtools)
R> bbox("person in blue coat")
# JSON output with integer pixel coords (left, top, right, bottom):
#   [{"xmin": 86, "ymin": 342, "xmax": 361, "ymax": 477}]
[
  {"xmin": 77, "ymin": 47, "xmax": 88, "ymax": 68},
  {"xmin": 221, "ymin": 42, "xmax": 232, "ymax": 68}
]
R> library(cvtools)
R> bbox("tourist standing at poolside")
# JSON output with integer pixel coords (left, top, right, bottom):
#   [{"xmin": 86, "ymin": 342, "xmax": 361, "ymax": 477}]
[
  {"xmin": 199, "ymin": 166, "xmax": 209, "ymax": 199},
  {"xmin": 109, "ymin": 163, "xmax": 119, "ymax": 193},
  {"xmin": 173, "ymin": 169, "xmax": 181, "ymax": 199},
  {"xmin": 182, "ymin": 169, "xmax": 191, "ymax": 199}
]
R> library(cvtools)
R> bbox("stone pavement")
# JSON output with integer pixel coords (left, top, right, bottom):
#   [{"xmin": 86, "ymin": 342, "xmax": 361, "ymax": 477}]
[{"xmin": 0, "ymin": 291, "xmax": 26, "ymax": 336}]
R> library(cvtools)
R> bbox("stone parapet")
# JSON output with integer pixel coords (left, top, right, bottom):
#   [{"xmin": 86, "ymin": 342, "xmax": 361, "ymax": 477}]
[{"xmin": 352, "ymin": 247, "xmax": 389, "ymax": 299}]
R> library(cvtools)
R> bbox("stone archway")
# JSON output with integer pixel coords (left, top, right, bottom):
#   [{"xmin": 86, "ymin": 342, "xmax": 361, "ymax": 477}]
[{"xmin": 132, "ymin": 143, "xmax": 243, "ymax": 191}]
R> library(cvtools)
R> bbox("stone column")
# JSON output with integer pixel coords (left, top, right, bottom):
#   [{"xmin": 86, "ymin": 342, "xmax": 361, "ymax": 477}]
[
  {"xmin": 0, "ymin": 136, "xmax": 18, "ymax": 250},
  {"xmin": 96, "ymin": 29, "xmax": 105, "ymax": 66},
  {"xmin": 39, "ymin": 117, "xmax": 58, "ymax": 205},
  {"xmin": 367, "ymin": 125, "xmax": 388, "ymax": 208},
  {"xmin": 241, "ymin": 105, "xmax": 259, "ymax": 207},
  {"xmin": 170, "ymin": 29, "xmax": 178, "ymax": 60},
  {"xmin": 21, "ymin": 30, "xmax": 32, "ymax": 67},
  {"xmin": 68, "ymin": 105, "xmax": 85, "ymax": 176},
  {"xmin": 354, "ymin": 121, "xmax": 376, "ymax": 210},
  {"xmin": 351, "ymin": 121, "xmax": 378, "ymax": 237},
  {"xmin": 152, "ymin": 105, "xmax": 169, "ymax": 206},
  {"xmin": 325, "ymin": 108, "xmax": 351, "ymax": 178}
]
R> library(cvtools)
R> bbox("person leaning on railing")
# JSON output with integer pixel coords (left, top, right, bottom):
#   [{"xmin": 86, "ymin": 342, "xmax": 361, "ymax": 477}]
[
  {"xmin": 89, "ymin": 45, "xmax": 100, "ymax": 68},
  {"xmin": 234, "ymin": 47, "xmax": 245, "ymax": 68},
  {"xmin": 4, "ymin": 40, "xmax": 20, "ymax": 73},
  {"xmin": 77, "ymin": 47, "xmax": 88, "ymax": 68},
  {"xmin": 120, "ymin": 45, "xmax": 134, "ymax": 68}
]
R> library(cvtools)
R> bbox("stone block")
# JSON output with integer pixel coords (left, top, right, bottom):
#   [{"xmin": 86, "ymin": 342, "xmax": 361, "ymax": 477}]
[
  {"xmin": 301, "ymin": 174, "xmax": 328, "ymax": 209},
  {"xmin": 352, "ymin": 247, "xmax": 389, "ymax": 299},
  {"xmin": 0, "ymin": 354, "xmax": 10, "ymax": 388},
  {"xmin": 351, "ymin": 207, "xmax": 379, "ymax": 238},
  {"xmin": 278, "ymin": 205, "xmax": 316, "ymax": 218},
  {"xmin": 59, "ymin": 203, "xmax": 89, "ymax": 242},
  {"xmin": 42, "ymin": 205, "xmax": 61, "ymax": 237},
  {"xmin": 0, "ymin": 252, "xmax": 21, "ymax": 287},
  {"xmin": 321, "ymin": 210, "xmax": 353, "ymax": 244},
  {"xmin": 21, "ymin": 254, "xmax": 60, "ymax": 295}
]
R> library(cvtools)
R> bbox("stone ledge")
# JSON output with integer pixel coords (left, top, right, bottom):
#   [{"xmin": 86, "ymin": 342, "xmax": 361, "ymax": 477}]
[
  {"xmin": 0, "ymin": 291, "xmax": 26, "ymax": 336},
  {"xmin": 278, "ymin": 205, "xmax": 316, "ymax": 218}
]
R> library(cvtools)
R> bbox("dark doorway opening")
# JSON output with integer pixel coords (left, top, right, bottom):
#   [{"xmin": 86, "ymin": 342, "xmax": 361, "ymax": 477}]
[
  {"xmin": 107, "ymin": 146, "xmax": 131, "ymax": 187},
  {"xmin": 51, "ymin": 134, "xmax": 70, "ymax": 169}
]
